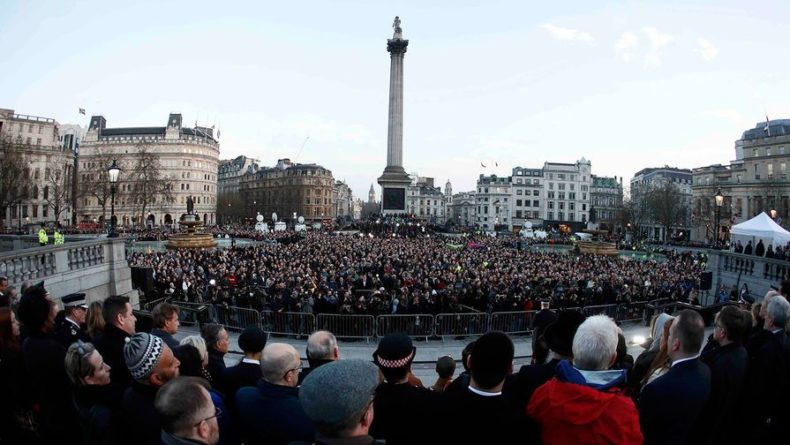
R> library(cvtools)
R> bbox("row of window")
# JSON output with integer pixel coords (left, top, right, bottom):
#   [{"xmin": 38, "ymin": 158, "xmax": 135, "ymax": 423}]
[{"xmin": 7, "ymin": 204, "xmax": 51, "ymax": 219}]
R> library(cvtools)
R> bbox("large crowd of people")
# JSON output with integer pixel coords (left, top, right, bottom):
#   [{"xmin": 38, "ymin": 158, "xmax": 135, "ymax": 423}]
[
  {"xmin": 127, "ymin": 232, "xmax": 706, "ymax": 316},
  {"xmin": 1, "ymin": 277, "xmax": 789, "ymax": 444}
]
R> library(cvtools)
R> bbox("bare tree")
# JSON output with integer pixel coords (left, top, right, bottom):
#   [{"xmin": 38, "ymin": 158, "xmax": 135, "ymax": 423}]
[
  {"xmin": 126, "ymin": 143, "xmax": 174, "ymax": 226},
  {"xmin": 646, "ymin": 182, "xmax": 688, "ymax": 242},
  {"xmin": 0, "ymin": 137, "xmax": 31, "ymax": 229},
  {"xmin": 44, "ymin": 167, "xmax": 72, "ymax": 224},
  {"xmin": 759, "ymin": 177, "xmax": 787, "ymax": 224},
  {"xmin": 79, "ymin": 147, "xmax": 115, "ymax": 223}
]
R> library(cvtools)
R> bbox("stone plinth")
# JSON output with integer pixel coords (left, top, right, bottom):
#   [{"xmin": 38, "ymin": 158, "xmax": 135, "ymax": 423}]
[{"xmin": 166, "ymin": 215, "xmax": 217, "ymax": 249}]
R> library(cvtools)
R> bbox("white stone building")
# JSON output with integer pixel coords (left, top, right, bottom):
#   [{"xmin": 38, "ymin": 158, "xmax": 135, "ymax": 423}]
[
  {"xmin": 630, "ymin": 166, "xmax": 692, "ymax": 240},
  {"xmin": 333, "ymin": 180, "xmax": 354, "ymax": 221},
  {"xmin": 448, "ymin": 191, "xmax": 476, "ymax": 228},
  {"xmin": 218, "ymin": 155, "xmax": 260, "ymax": 195},
  {"xmin": 0, "ymin": 108, "xmax": 75, "ymax": 229},
  {"xmin": 475, "ymin": 174, "xmax": 513, "ymax": 231},
  {"xmin": 406, "ymin": 176, "xmax": 447, "ymax": 223},
  {"xmin": 510, "ymin": 166, "xmax": 544, "ymax": 230},
  {"xmin": 79, "ymin": 113, "xmax": 219, "ymax": 227},
  {"xmin": 542, "ymin": 159, "xmax": 592, "ymax": 228}
]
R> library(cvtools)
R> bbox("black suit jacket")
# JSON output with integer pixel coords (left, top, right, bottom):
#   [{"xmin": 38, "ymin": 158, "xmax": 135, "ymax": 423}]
[
  {"xmin": 638, "ymin": 358, "xmax": 711, "ymax": 445},
  {"xmin": 93, "ymin": 323, "xmax": 132, "ymax": 400},
  {"xmin": 743, "ymin": 329, "xmax": 790, "ymax": 439},
  {"xmin": 223, "ymin": 360, "xmax": 262, "ymax": 405},
  {"xmin": 691, "ymin": 342, "xmax": 748, "ymax": 443},
  {"xmin": 505, "ymin": 358, "xmax": 560, "ymax": 412}
]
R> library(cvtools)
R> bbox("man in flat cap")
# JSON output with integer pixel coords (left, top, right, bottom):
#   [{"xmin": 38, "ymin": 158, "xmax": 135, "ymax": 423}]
[
  {"xmin": 56, "ymin": 293, "xmax": 90, "ymax": 347},
  {"xmin": 121, "ymin": 332, "xmax": 181, "ymax": 445},
  {"xmin": 295, "ymin": 360, "xmax": 383, "ymax": 445},
  {"xmin": 369, "ymin": 333, "xmax": 438, "ymax": 445}
]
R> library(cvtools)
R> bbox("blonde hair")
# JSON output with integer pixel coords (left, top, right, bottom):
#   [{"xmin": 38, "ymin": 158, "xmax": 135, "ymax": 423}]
[{"xmin": 180, "ymin": 335, "xmax": 209, "ymax": 366}]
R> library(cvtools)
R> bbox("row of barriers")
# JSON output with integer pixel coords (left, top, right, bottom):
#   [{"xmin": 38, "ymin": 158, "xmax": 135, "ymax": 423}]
[{"xmin": 163, "ymin": 301, "xmax": 661, "ymax": 341}]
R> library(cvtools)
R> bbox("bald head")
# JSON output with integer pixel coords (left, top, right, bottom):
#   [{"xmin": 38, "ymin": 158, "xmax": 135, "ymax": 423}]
[
  {"xmin": 307, "ymin": 330, "xmax": 339, "ymax": 361},
  {"xmin": 261, "ymin": 343, "xmax": 301, "ymax": 386}
]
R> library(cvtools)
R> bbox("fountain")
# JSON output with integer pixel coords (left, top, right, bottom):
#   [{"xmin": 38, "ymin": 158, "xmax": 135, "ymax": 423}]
[{"xmin": 166, "ymin": 196, "xmax": 218, "ymax": 249}]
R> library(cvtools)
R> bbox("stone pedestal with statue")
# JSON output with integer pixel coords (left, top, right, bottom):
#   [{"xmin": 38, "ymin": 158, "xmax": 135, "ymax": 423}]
[{"xmin": 166, "ymin": 196, "xmax": 218, "ymax": 249}]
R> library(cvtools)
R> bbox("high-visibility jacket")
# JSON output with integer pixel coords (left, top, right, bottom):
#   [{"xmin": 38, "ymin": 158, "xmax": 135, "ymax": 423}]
[
  {"xmin": 54, "ymin": 231, "xmax": 64, "ymax": 245},
  {"xmin": 38, "ymin": 229, "xmax": 49, "ymax": 244}
]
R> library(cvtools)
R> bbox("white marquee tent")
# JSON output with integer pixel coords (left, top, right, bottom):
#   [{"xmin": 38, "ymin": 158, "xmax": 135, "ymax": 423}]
[{"xmin": 729, "ymin": 212, "xmax": 790, "ymax": 249}]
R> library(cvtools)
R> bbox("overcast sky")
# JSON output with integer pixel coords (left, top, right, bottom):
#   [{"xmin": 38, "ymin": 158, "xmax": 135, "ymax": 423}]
[{"xmin": 2, "ymin": 0, "xmax": 789, "ymax": 199}]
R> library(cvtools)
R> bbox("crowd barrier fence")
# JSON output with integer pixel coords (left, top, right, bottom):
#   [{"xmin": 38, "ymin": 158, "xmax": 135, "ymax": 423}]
[{"xmin": 157, "ymin": 300, "xmax": 675, "ymax": 339}]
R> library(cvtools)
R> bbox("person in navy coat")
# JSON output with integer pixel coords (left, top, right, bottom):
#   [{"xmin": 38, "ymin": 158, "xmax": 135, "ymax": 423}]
[
  {"xmin": 223, "ymin": 326, "xmax": 267, "ymax": 405},
  {"xmin": 638, "ymin": 309, "xmax": 711, "ymax": 445}
]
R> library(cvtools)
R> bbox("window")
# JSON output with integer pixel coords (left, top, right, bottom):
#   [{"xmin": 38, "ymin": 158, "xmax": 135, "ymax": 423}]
[
  {"xmin": 548, "ymin": 201, "xmax": 554, "ymax": 209},
  {"xmin": 569, "ymin": 202, "xmax": 575, "ymax": 211},
  {"xmin": 570, "ymin": 184, "xmax": 575, "ymax": 191},
  {"xmin": 753, "ymin": 149, "xmax": 759, "ymax": 157},
  {"xmin": 558, "ymin": 192, "xmax": 565, "ymax": 200},
  {"xmin": 569, "ymin": 213, "xmax": 574, "ymax": 221},
  {"xmin": 516, "ymin": 199, "xmax": 522, "ymax": 206},
  {"xmin": 549, "ymin": 183, "xmax": 554, "ymax": 190},
  {"xmin": 582, "ymin": 204, "xmax": 586, "ymax": 211},
  {"xmin": 548, "ymin": 191, "xmax": 555, "ymax": 199},
  {"xmin": 516, "ymin": 189, "xmax": 522, "ymax": 195},
  {"xmin": 768, "ymin": 163, "xmax": 774, "ymax": 178},
  {"xmin": 548, "ymin": 211, "xmax": 553, "ymax": 220},
  {"xmin": 559, "ymin": 202, "xmax": 564, "ymax": 210},
  {"xmin": 569, "ymin": 192, "xmax": 576, "ymax": 200},
  {"xmin": 516, "ymin": 210, "xmax": 522, "ymax": 218},
  {"xmin": 558, "ymin": 211, "xmax": 564, "ymax": 220},
  {"xmin": 558, "ymin": 183, "xmax": 565, "ymax": 190},
  {"xmin": 36, "ymin": 138, "xmax": 41, "ymax": 145},
  {"xmin": 533, "ymin": 200, "xmax": 539, "ymax": 207},
  {"xmin": 767, "ymin": 147, "xmax": 772, "ymax": 156}
]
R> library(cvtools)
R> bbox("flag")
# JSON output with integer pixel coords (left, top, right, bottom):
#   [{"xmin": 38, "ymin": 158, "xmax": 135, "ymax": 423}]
[
  {"xmin": 764, "ymin": 115, "xmax": 771, "ymax": 136},
  {"xmin": 481, "ymin": 163, "xmax": 486, "ymax": 168},
  {"xmin": 495, "ymin": 162, "xmax": 498, "ymax": 167},
  {"xmin": 78, "ymin": 108, "xmax": 86, "ymax": 115}
]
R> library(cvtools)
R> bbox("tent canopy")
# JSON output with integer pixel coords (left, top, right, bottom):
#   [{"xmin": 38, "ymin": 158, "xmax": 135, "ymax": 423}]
[{"xmin": 730, "ymin": 212, "xmax": 790, "ymax": 248}]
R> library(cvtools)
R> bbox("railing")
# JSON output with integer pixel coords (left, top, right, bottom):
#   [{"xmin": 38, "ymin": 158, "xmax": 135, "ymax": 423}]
[
  {"xmin": 489, "ymin": 311, "xmax": 535, "ymax": 335},
  {"xmin": 215, "ymin": 306, "xmax": 262, "ymax": 332},
  {"xmin": 617, "ymin": 301, "xmax": 649, "ymax": 324},
  {"xmin": 261, "ymin": 311, "xmax": 315, "ymax": 337},
  {"xmin": 434, "ymin": 313, "xmax": 489, "ymax": 339},
  {"xmin": 68, "ymin": 244, "xmax": 105, "ymax": 270},
  {"xmin": 316, "ymin": 314, "xmax": 376, "ymax": 342},
  {"xmin": 376, "ymin": 314, "xmax": 435, "ymax": 340},
  {"xmin": 582, "ymin": 304, "xmax": 619, "ymax": 320}
]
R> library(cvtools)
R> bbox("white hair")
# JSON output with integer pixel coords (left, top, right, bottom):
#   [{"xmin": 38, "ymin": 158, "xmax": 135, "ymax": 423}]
[
  {"xmin": 180, "ymin": 335, "xmax": 209, "ymax": 366},
  {"xmin": 572, "ymin": 315, "xmax": 619, "ymax": 370},
  {"xmin": 307, "ymin": 330, "xmax": 338, "ymax": 360},
  {"xmin": 766, "ymin": 295, "xmax": 790, "ymax": 328}
]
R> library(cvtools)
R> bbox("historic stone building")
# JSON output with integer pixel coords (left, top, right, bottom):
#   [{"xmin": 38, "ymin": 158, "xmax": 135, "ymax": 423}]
[
  {"xmin": 0, "ymin": 108, "xmax": 75, "ymax": 229},
  {"xmin": 333, "ymin": 180, "xmax": 354, "ymax": 221},
  {"xmin": 510, "ymin": 166, "xmax": 544, "ymax": 230},
  {"xmin": 590, "ymin": 175, "xmax": 624, "ymax": 233},
  {"xmin": 406, "ymin": 176, "xmax": 447, "ymax": 223},
  {"xmin": 542, "ymin": 159, "xmax": 592, "ymax": 230},
  {"xmin": 692, "ymin": 119, "xmax": 790, "ymax": 242},
  {"xmin": 239, "ymin": 158, "xmax": 334, "ymax": 222},
  {"xmin": 630, "ymin": 166, "xmax": 692, "ymax": 240},
  {"xmin": 79, "ymin": 113, "xmax": 219, "ymax": 227},
  {"xmin": 448, "ymin": 191, "xmax": 476, "ymax": 228},
  {"xmin": 475, "ymin": 174, "xmax": 513, "ymax": 231},
  {"xmin": 218, "ymin": 155, "xmax": 260, "ymax": 195}
]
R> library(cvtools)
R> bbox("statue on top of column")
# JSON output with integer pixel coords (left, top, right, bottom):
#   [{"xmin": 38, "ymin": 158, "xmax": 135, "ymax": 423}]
[
  {"xmin": 392, "ymin": 16, "xmax": 403, "ymax": 39},
  {"xmin": 187, "ymin": 196, "xmax": 194, "ymax": 215}
]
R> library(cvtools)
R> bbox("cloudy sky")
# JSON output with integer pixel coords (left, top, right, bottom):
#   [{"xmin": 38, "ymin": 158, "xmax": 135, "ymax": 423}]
[{"xmin": 2, "ymin": 0, "xmax": 789, "ymax": 199}]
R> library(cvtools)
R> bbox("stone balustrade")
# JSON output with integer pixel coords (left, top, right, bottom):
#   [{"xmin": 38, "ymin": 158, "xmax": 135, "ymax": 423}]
[
  {"xmin": 711, "ymin": 249, "xmax": 790, "ymax": 300},
  {"xmin": 0, "ymin": 236, "xmax": 134, "ymax": 305}
]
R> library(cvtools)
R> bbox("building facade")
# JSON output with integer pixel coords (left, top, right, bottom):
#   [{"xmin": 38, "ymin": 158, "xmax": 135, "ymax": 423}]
[
  {"xmin": 691, "ymin": 119, "xmax": 790, "ymax": 242},
  {"xmin": 0, "ymin": 108, "xmax": 75, "ymax": 229},
  {"xmin": 542, "ymin": 159, "xmax": 592, "ymax": 230},
  {"xmin": 510, "ymin": 166, "xmax": 544, "ymax": 230},
  {"xmin": 475, "ymin": 174, "xmax": 513, "ymax": 231},
  {"xmin": 333, "ymin": 180, "xmax": 354, "ymax": 221},
  {"xmin": 79, "ymin": 113, "xmax": 219, "ymax": 227},
  {"xmin": 239, "ymin": 158, "xmax": 334, "ymax": 223},
  {"xmin": 590, "ymin": 175, "xmax": 624, "ymax": 232},
  {"xmin": 218, "ymin": 155, "xmax": 260, "ymax": 196},
  {"xmin": 630, "ymin": 166, "xmax": 692, "ymax": 241},
  {"xmin": 448, "ymin": 191, "xmax": 476, "ymax": 228},
  {"xmin": 406, "ymin": 176, "xmax": 447, "ymax": 223}
]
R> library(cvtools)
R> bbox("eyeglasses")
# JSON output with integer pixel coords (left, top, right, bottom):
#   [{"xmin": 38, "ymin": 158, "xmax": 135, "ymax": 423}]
[
  {"xmin": 195, "ymin": 406, "xmax": 223, "ymax": 426},
  {"xmin": 283, "ymin": 364, "xmax": 302, "ymax": 380}
]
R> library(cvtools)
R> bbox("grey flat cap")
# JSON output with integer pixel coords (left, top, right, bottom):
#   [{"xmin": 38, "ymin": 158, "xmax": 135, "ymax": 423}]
[{"xmin": 299, "ymin": 359, "xmax": 379, "ymax": 426}]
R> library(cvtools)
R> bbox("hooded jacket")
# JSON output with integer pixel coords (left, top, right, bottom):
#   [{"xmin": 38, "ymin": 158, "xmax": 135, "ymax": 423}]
[{"xmin": 528, "ymin": 360, "xmax": 643, "ymax": 445}]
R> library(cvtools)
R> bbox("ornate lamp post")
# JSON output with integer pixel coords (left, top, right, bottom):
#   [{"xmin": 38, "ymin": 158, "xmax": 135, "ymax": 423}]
[
  {"xmin": 108, "ymin": 160, "xmax": 120, "ymax": 238},
  {"xmin": 714, "ymin": 187, "xmax": 724, "ymax": 247}
]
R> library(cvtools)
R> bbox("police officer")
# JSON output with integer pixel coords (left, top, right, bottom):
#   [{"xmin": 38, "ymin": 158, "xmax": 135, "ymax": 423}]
[
  {"xmin": 38, "ymin": 224, "xmax": 49, "ymax": 246},
  {"xmin": 54, "ymin": 227, "xmax": 64, "ymax": 245},
  {"xmin": 56, "ymin": 293, "xmax": 90, "ymax": 346}
]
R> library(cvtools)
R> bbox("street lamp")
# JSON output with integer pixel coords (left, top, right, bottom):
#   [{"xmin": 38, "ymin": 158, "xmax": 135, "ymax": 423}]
[
  {"xmin": 107, "ymin": 160, "xmax": 120, "ymax": 238},
  {"xmin": 714, "ymin": 187, "xmax": 724, "ymax": 247}
]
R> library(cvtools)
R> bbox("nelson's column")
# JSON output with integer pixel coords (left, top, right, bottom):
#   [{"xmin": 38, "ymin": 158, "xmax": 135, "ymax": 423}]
[{"xmin": 378, "ymin": 16, "xmax": 411, "ymax": 215}]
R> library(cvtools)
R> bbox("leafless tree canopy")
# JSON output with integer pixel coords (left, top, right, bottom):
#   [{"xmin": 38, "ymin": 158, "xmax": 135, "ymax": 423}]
[
  {"xmin": 125, "ymin": 143, "xmax": 174, "ymax": 225},
  {"xmin": 0, "ymin": 137, "xmax": 31, "ymax": 227},
  {"xmin": 79, "ymin": 147, "xmax": 114, "ymax": 222}
]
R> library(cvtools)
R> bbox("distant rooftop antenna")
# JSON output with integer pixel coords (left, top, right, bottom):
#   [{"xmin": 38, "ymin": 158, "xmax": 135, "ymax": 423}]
[{"xmin": 294, "ymin": 136, "xmax": 310, "ymax": 163}]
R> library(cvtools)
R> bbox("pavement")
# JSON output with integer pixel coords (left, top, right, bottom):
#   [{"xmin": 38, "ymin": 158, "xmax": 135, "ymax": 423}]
[{"xmin": 174, "ymin": 321, "xmax": 694, "ymax": 383}]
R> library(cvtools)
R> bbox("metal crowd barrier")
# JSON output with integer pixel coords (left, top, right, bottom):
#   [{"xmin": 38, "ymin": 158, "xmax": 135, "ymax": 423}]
[
  {"xmin": 376, "ymin": 314, "xmax": 434, "ymax": 340},
  {"xmin": 489, "ymin": 311, "xmax": 536, "ymax": 335},
  {"xmin": 214, "ymin": 306, "xmax": 262, "ymax": 332},
  {"xmin": 582, "ymin": 304, "xmax": 619, "ymax": 320},
  {"xmin": 617, "ymin": 301, "xmax": 649, "ymax": 324},
  {"xmin": 171, "ymin": 301, "xmax": 211, "ymax": 328},
  {"xmin": 434, "ymin": 313, "xmax": 489, "ymax": 340},
  {"xmin": 261, "ymin": 311, "xmax": 315, "ymax": 337},
  {"xmin": 142, "ymin": 297, "xmax": 169, "ymax": 312},
  {"xmin": 316, "ymin": 314, "xmax": 375, "ymax": 342}
]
